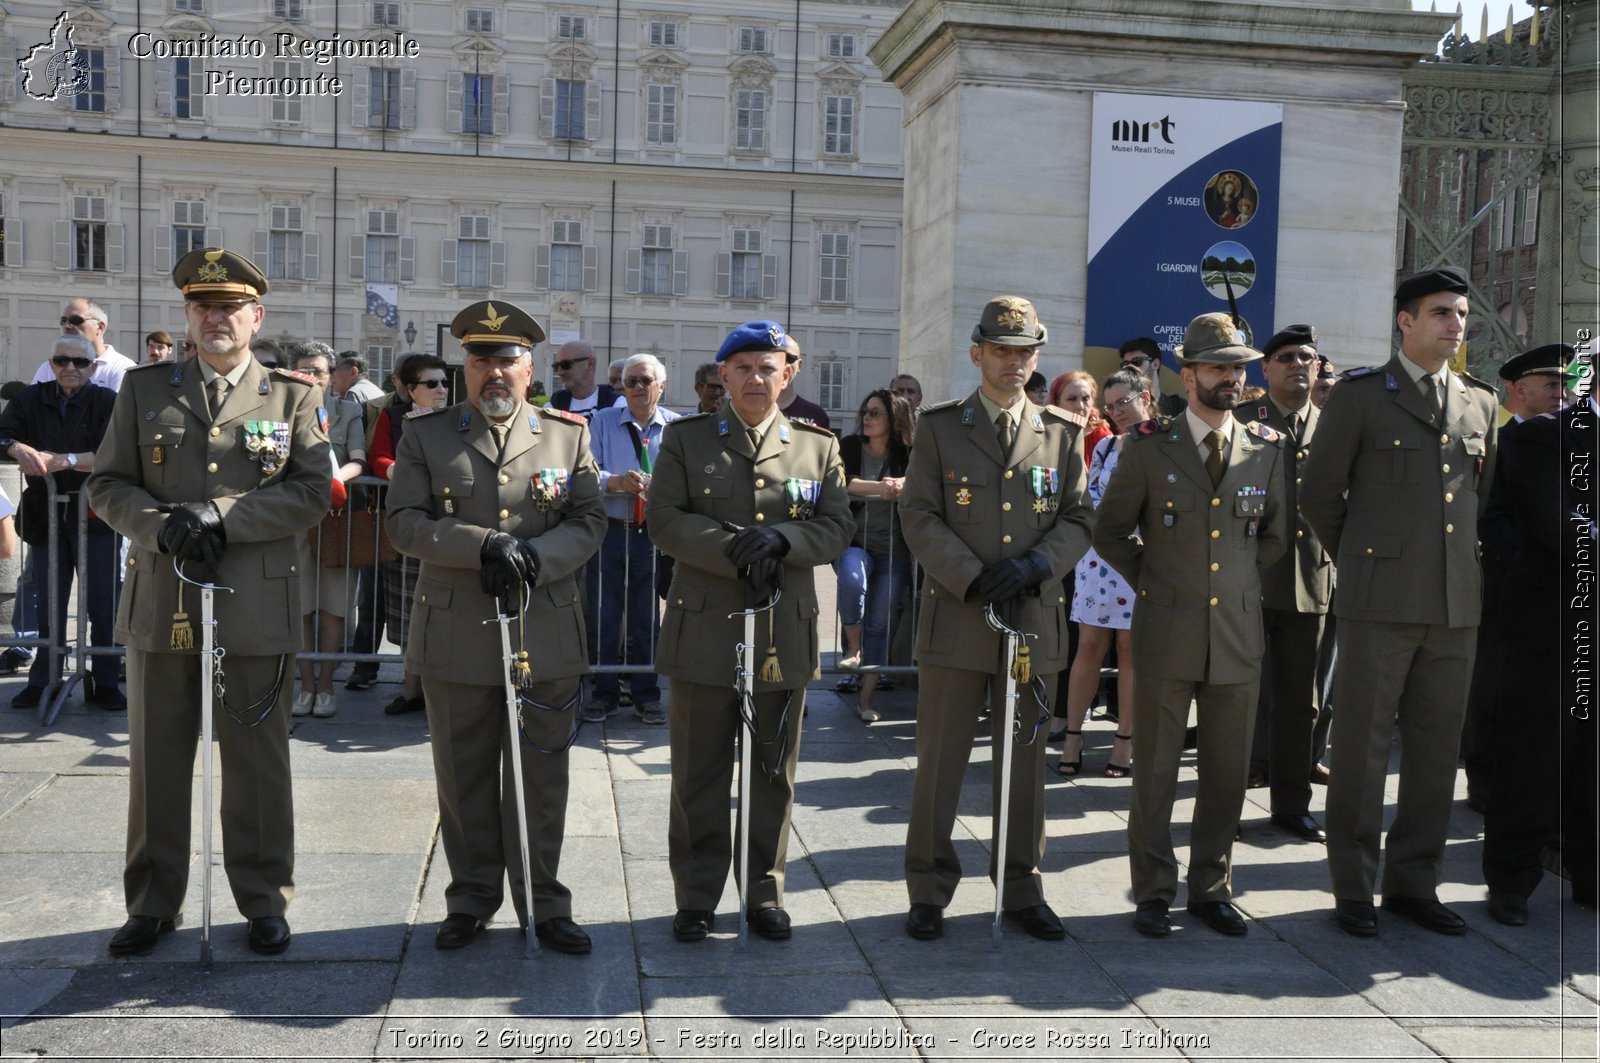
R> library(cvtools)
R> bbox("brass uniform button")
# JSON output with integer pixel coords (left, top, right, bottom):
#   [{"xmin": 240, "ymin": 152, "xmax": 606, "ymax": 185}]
[
  {"xmin": 499, "ymin": 474, "xmax": 510, "ymax": 485},
  {"xmin": 1442, "ymin": 464, "xmax": 1450, "ymax": 473},
  {"xmin": 1208, "ymin": 597, "xmax": 1219, "ymax": 607},
  {"xmin": 209, "ymin": 427, "xmax": 220, "ymax": 437},
  {"xmin": 755, "ymin": 513, "xmax": 765, "ymax": 522},
  {"xmin": 1440, "ymin": 434, "xmax": 1450, "ymax": 445},
  {"xmin": 1209, "ymin": 562, "xmax": 1219, "ymax": 572},
  {"xmin": 1365, "ymin": 547, "xmax": 1374, "ymax": 556},
  {"xmin": 1004, "ymin": 470, "xmax": 1014, "ymax": 480},
  {"xmin": 755, "ymin": 478, "xmax": 765, "ymax": 488},
  {"xmin": 1210, "ymin": 529, "xmax": 1220, "ymax": 540},
  {"xmin": 1002, "ymin": 534, "xmax": 1012, "ymax": 544},
  {"xmin": 206, "ymin": 462, "xmax": 218, "ymax": 473},
  {"xmin": 1165, "ymin": 501, "xmax": 1174, "ymax": 509},
  {"xmin": 1002, "ymin": 502, "xmax": 1011, "ymax": 512},
  {"xmin": 1446, "ymin": 524, "xmax": 1454, "ymax": 533},
  {"xmin": 498, "ymin": 508, "xmax": 509, "ymax": 519},
  {"xmin": 1211, "ymin": 498, "xmax": 1221, "ymax": 507},
  {"xmin": 1295, "ymin": 529, "xmax": 1304, "ymax": 538},
  {"xmin": 1444, "ymin": 492, "xmax": 1454, "ymax": 503}
]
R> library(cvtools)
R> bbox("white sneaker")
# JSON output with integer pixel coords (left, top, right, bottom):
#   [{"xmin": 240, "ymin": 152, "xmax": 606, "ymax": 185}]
[
  {"xmin": 292, "ymin": 690, "xmax": 314, "ymax": 716},
  {"xmin": 313, "ymin": 692, "xmax": 336, "ymax": 718}
]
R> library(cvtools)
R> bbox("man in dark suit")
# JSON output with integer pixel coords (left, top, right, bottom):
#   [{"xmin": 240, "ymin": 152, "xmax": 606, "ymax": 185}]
[
  {"xmin": 386, "ymin": 300, "xmax": 607, "ymax": 954},
  {"xmin": 88, "ymin": 248, "xmax": 331, "ymax": 957},
  {"xmin": 1300, "ymin": 267, "xmax": 1499, "ymax": 938},
  {"xmin": 1481, "ymin": 378, "xmax": 1597, "ymax": 922},
  {"xmin": 1095, "ymin": 312, "xmax": 1287, "ymax": 938},
  {"xmin": 1236, "ymin": 324, "xmax": 1333, "ymax": 842},
  {"xmin": 898, "ymin": 295, "xmax": 1094, "ymax": 943},
  {"xmin": 648, "ymin": 320, "xmax": 852, "ymax": 943}
]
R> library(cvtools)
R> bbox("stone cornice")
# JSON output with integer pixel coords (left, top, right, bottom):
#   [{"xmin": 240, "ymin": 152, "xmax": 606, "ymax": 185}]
[{"xmin": 871, "ymin": 0, "xmax": 1452, "ymax": 85}]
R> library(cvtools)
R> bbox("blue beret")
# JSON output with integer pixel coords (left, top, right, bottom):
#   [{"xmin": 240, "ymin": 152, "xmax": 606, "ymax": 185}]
[{"xmin": 716, "ymin": 320, "xmax": 787, "ymax": 363}]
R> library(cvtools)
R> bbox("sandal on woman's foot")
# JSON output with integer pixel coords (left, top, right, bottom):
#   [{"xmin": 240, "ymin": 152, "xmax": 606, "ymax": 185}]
[
  {"xmin": 856, "ymin": 703, "xmax": 880, "ymax": 723},
  {"xmin": 1053, "ymin": 728, "xmax": 1084, "ymax": 777},
  {"xmin": 1104, "ymin": 732, "xmax": 1133, "ymax": 778}
]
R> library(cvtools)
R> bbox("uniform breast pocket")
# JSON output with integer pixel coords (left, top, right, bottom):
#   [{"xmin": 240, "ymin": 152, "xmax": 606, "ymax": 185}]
[
  {"xmin": 1373, "ymin": 433, "xmax": 1420, "ymax": 484},
  {"xmin": 1154, "ymin": 492, "xmax": 1195, "ymax": 534},
  {"xmin": 138, "ymin": 421, "xmax": 186, "ymax": 486},
  {"xmin": 944, "ymin": 469, "xmax": 988, "ymax": 523},
  {"xmin": 691, "ymin": 475, "xmax": 733, "ymax": 512},
  {"xmin": 1461, "ymin": 437, "xmax": 1487, "ymax": 487},
  {"xmin": 434, "ymin": 475, "xmax": 473, "ymax": 517}
]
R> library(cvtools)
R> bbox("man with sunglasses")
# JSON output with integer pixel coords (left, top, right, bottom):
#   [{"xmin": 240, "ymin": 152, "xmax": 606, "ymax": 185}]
[
  {"xmin": 32, "ymin": 299, "xmax": 136, "ymax": 392},
  {"xmin": 0, "ymin": 334, "xmax": 122, "ymax": 711},
  {"xmin": 548, "ymin": 340, "xmax": 619, "ymax": 422},
  {"xmin": 386, "ymin": 300, "xmax": 605, "ymax": 955},
  {"xmin": 1119, "ymin": 337, "xmax": 1186, "ymax": 419},
  {"xmin": 1236, "ymin": 325, "xmax": 1334, "ymax": 844},
  {"xmin": 87, "ymin": 247, "xmax": 331, "ymax": 959},
  {"xmin": 583, "ymin": 353, "xmax": 679, "ymax": 725}
]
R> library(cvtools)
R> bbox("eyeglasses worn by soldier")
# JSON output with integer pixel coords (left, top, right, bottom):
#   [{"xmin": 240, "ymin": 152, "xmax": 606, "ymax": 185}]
[
  {"xmin": 85, "ymin": 247, "xmax": 334, "ymax": 959},
  {"xmin": 383, "ymin": 300, "xmax": 606, "ymax": 955},
  {"xmin": 1092, "ymin": 311, "xmax": 1290, "ymax": 940},
  {"xmin": 644, "ymin": 319, "xmax": 853, "ymax": 944},
  {"xmin": 895, "ymin": 295, "xmax": 1095, "ymax": 944}
]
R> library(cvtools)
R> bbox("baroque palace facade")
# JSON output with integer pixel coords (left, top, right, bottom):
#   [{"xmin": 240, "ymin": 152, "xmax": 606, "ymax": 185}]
[{"xmin": 0, "ymin": 0, "xmax": 906, "ymax": 413}]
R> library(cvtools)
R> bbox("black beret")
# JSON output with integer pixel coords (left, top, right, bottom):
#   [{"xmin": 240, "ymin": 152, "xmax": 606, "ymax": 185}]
[
  {"xmin": 1395, "ymin": 266, "xmax": 1469, "ymax": 306},
  {"xmin": 1262, "ymin": 324, "xmax": 1317, "ymax": 357},
  {"xmin": 1499, "ymin": 343, "xmax": 1573, "ymax": 382}
]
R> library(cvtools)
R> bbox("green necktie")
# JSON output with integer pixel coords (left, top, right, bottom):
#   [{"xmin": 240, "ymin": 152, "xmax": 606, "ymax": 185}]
[{"xmin": 1205, "ymin": 429, "xmax": 1226, "ymax": 488}]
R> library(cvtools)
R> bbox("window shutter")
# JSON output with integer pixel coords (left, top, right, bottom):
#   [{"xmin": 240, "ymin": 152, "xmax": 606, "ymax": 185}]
[
  {"xmin": 154, "ymin": 225, "xmax": 173, "ymax": 273},
  {"xmin": 399, "ymin": 69, "xmax": 417, "ymax": 129},
  {"xmin": 53, "ymin": 220, "xmax": 73, "ymax": 269},
  {"xmin": 107, "ymin": 222, "xmax": 126, "ymax": 272},
  {"xmin": 715, "ymin": 251, "xmax": 731, "ymax": 297},
  {"xmin": 303, "ymin": 232, "xmax": 320, "ymax": 281},
  {"xmin": 673, "ymin": 250, "xmax": 689, "ymax": 297},
  {"xmin": 446, "ymin": 71, "xmax": 463, "ymax": 134},
  {"xmin": 624, "ymin": 247, "xmax": 641, "ymax": 293},
  {"xmin": 534, "ymin": 244, "xmax": 551, "ymax": 289},
  {"xmin": 351, "ymin": 66, "xmax": 369, "ymax": 128},
  {"xmin": 3, "ymin": 220, "xmax": 23, "ymax": 268},
  {"xmin": 489, "ymin": 241, "xmax": 506, "ymax": 288},
  {"xmin": 585, "ymin": 80, "xmax": 602, "ymax": 139},
  {"xmin": 155, "ymin": 55, "xmax": 173, "ymax": 116},
  {"xmin": 105, "ymin": 47, "xmax": 121, "ymax": 113},
  {"xmin": 441, "ymin": 238, "xmax": 458, "ymax": 286},
  {"xmin": 348, "ymin": 234, "xmax": 365, "ymax": 280},
  {"xmin": 493, "ymin": 75, "xmax": 509, "ymax": 136},
  {"xmin": 761, "ymin": 253, "xmax": 778, "ymax": 299},
  {"xmin": 251, "ymin": 229, "xmax": 270, "ymax": 272},
  {"xmin": 398, "ymin": 236, "xmax": 415, "ymax": 284},
  {"xmin": 582, "ymin": 245, "xmax": 599, "ymax": 291},
  {"xmin": 539, "ymin": 78, "xmax": 555, "ymax": 139}
]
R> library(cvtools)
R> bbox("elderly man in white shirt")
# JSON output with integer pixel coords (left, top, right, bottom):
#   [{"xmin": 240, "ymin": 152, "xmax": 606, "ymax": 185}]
[{"xmin": 32, "ymin": 298, "xmax": 136, "ymax": 393}]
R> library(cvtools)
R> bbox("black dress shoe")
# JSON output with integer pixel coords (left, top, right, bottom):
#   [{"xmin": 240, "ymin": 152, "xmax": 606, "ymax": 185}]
[
  {"xmin": 672, "ymin": 909, "xmax": 714, "ymax": 942},
  {"xmin": 345, "ymin": 663, "xmax": 378, "ymax": 691},
  {"xmin": 1487, "ymin": 892, "xmax": 1529, "ymax": 927},
  {"xmin": 85, "ymin": 678, "xmax": 127, "ymax": 712},
  {"xmin": 1132, "ymin": 899, "xmax": 1171, "ymax": 938},
  {"xmin": 534, "ymin": 916, "xmax": 592, "ymax": 954},
  {"xmin": 1270, "ymin": 812, "xmax": 1327, "ymax": 843},
  {"xmin": 435, "ymin": 913, "xmax": 487, "ymax": 949},
  {"xmin": 905, "ymin": 903, "xmax": 944, "ymax": 940},
  {"xmin": 1004, "ymin": 903, "xmax": 1066, "ymax": 941},
  {"xmin": 1382, "ymin": 895, "xmax": 1467, "ymax": 935},
  {"xmin": 247, "ymin": 916, "xmax": 292, "ymax": 955},
  {"xmin": 108, "ymin": 915, "xmax": 177, "ymax": 955},
  {"xmin": 1334, "ymin": 900, "xmax": 1378, "ymax": 937},
  {"xmin": 1186, "ymin": 900, "xmax": 1248, "ymax": 937},
  {"xmin": 11, "ymin": 685, "xmax": 44, "ymax": 710},
  {"xmin": 747, "ymin": 906, "xmax": 791, "ymax": 940}
]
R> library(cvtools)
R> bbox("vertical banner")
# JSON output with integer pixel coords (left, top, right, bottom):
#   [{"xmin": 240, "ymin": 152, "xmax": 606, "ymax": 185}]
[{"xmin": 1086, "ymin": 93, "xmax": 1283, "ymax": 383}]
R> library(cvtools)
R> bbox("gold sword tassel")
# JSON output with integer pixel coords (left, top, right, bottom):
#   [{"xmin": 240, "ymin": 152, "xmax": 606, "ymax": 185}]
[{"xmin": 171, "ymin": 583, "xmax": 195, "ymax": 651}]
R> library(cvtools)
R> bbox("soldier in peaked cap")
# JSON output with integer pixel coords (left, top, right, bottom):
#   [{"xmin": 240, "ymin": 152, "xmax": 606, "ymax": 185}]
[
  {"xmin": 1300, "ymin": 266, "xmax": 1498, "ymax": 938},
  {"xmin": 1093, "ymin": 311, "xmax": 1287, "ymax": 939},
  {"xmin": 646, "ymin": 319, "xmax": 852, "ymax": 943},
  {"xmin": 87, "ymin": 247, "xmax": 331, "ymax": 958},
  {"xmin": 1236, "ymin": 324, "xmax": 1334, "ymax": 844},
  {"xmin": 898, "ymin": 295, "xmax": 1094, "ymax": 943},
  {"xmin": 385, "ymin": 300, "xmax": 605, "ymax": 954}
]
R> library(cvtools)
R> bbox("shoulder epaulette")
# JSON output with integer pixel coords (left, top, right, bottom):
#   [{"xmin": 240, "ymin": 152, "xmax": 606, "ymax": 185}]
[
  {"xmin": 541, "ymin": 407, "xmax": 585, "ymax": 425},
  {"xmin": 1244, "ymin": 420, "xmax": 1281, "ymax": 443},
  {"xmin": 1131, "ymin": 417, "xmax": 1170, "ymax": 438},
  {"xmin": 673, "ymin": 410, "xmax": 713, "ymax": 422},
  {"xmin": 789, "ymin": 418, "xmax": 834, "ymax": 436},
  {"xmin": 271, "ymin": 367, "xmax": 315, "ymax": 387},
  {"xmin": 408, "ymin": 405, "xmax": 445, "ymax": 417},
  {"xmin": 1340, "ymin": 365, "xmax": 1382, "ymax": 380},
  {"xmin": 919, "ymin": 398, "xmax": 964, "ymax": 416},
  {"xmin": 125, "ymin": 360, "xmax": 169, "ymax": 373},
  {"xmin": 1042, "ymin": 403, "xmax": 1087, "ymax": 429},
  {"xmin": 1459, "ymin": 371, "xmax": 1496, "ymax": 392}
]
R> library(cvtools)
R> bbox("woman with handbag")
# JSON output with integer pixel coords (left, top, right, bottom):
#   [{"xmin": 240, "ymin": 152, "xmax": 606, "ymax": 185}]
[{"xmin": 367, "ymin": 355, "xmax": 451, "ymax": 715}]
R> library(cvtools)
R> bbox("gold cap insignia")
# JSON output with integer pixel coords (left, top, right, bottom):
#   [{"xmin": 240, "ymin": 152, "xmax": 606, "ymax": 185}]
[
  {"xmin": 479, "ymin": 303, "xmax": 508, "ymax": 332},
  {"xmin": 197, "ymin": 249, "xmax": 229, "ymax": 283}
]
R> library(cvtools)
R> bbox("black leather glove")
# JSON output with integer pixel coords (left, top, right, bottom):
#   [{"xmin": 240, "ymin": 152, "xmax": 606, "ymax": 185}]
[
  {"xmin": 744, "ymin": 555, "xmax": 786, "ymax": 596},
  {"xmin": 725, "ymin": 525, "xmax": 789, "ymax": 568},
  {"xmin": 969, "ymin": 552, "xmax": 1049, "ymax": 604},
  {"xmin": 516, "ymin": 540, "xmax": 542, "ymax": 589},
  {"xmin": 480, "ymin": 531, "xmax": 531, "ymax": 601},
  {"xmin": 157, "ymin": 502, "xmax": 226, "ymax": 564}
]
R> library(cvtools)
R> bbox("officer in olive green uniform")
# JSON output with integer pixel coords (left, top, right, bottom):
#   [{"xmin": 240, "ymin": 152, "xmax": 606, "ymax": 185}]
[
  {"xmin": 898, "ymin": 296, "xmax": 1094, "ymax": 943},
  {"xmin": 386, "ymin": 301, "xmax": 606, "ymax": 954},
  {"xmin": 647, "ymin": 320, "xmax": 852, "ymax": 943},
  {"xmin": 87, "ymin": 248, "xmax": 331, "ymax": 957},
  {"xmin": 1300, "ymin": 267, "xmax": 1498, "ymax": 938},
  {"xmin": 1094, "ymin": 313, "xmax": 1287, "ymax": 939},
  {"xmin": 1236, "ymin": 324, "xmax": 1334, "ymax": 842}
]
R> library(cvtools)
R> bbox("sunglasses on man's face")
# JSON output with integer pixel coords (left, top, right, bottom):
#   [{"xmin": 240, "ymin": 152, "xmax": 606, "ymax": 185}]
[
  {"xmin": 622, "ymin": 376, "xmax": 658, "ymax": 389},
  {"xmin": 553, "ymin": 357, "xmax": 591, "ymax": 371},
  {"xmin": 60, "ymin": 315, "xmax": 98, "ymax": 327},
  {"xmin": 52, "ymin": 355, "xmax": 93, "ymax": 369}
]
